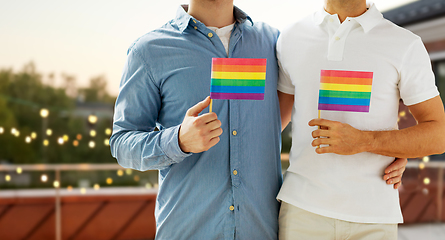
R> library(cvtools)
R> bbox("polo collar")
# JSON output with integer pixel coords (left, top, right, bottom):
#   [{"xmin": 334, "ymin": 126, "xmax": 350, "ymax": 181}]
[
  {"xmin": 314, "ymin": 1, "xmax": 383, "ymax": 33},
  {"xmin": 175, "ymin": 4, "xmax": 253, "ymax": 33},
  {"xmin": 353, "ymin": 2, "xmax": 383, "ymax": 33}
]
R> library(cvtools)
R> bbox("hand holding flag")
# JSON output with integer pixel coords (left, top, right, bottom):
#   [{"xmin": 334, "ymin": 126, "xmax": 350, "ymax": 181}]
[
  {"xmin": 179, "ymin": 97, "xmax": 223, "ymax": 153},
  {"xmin": 311, "ymin": 69, "xmax": 374, "ymax": 154}
]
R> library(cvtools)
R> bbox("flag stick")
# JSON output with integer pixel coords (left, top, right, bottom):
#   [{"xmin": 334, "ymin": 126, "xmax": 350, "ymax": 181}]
[
  {"xmin": 209, "ymin": 98, "xmax": 213, "ymax": 113},
  {"xmin": 318, "ymin": 110, "xmax": 321, "ymax": 148}
]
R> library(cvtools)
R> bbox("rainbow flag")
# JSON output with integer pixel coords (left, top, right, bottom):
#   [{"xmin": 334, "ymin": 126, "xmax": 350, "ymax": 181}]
[
  {"xmin": 318, "ymin": 70, "xmax": 373, "ymax": 112},
  {"xmin": 210, "ymin": 58, "xmax": 267, "ymax": 100}
]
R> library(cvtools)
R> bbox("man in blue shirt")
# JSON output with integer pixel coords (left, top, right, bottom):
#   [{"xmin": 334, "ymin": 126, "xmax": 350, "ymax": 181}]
[
  {"xmin": 110, "ymin": 1, "xmax": 281, "ymax": 239},
  {"xmin": 110, "ymin": 0, "xmax": 406, "ymax": 239}
]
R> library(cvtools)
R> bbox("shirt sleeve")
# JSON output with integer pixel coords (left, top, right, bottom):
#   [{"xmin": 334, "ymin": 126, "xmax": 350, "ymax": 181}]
[
  {"xmin": 399, "ymin": 38, "xmax": 439, "ymax": 106},
  {"xmin": 110, "ymin": 45, "xmax": 191, "ymax": 171},
  {"xmin": 276, "ymin": 34, "xmax": 296, "ymax": 95}
]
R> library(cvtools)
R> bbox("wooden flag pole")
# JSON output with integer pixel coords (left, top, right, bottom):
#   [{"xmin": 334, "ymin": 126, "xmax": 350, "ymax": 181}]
[
  {"xmin": 209, "ymin": 98, "xmax": 213, "ymax": 113},
  {"xmin": 318, "ymin": 110, "xmax": 321, "ymax": 148}
]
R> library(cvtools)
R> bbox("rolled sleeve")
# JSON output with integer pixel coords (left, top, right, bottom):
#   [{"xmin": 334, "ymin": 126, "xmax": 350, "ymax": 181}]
[{"xmin": 160, "ymin": 124, "xmax": 192, "ymax": 163}]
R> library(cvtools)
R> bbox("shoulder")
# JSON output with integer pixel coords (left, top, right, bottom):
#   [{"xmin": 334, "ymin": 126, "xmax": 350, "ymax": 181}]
[
  {"xmin": 278, "ymin": 14, "xmax": 315, "ymax": 46},
  {"xmin": 244, "ymin": 21, "xmax": 280, "ymax": 42},
  {"xmin": 128, "ymin": 20, "xmax": 180, "ymax": 56},
  {"xmin": 376, "ymin": 19, "xmax": 421, "ymax": 44}
]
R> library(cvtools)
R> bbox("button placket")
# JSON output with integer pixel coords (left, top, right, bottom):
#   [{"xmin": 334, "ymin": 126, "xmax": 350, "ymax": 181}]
[{"xmin": 327, "ymin": 21, "xmax": 354, "ymax": 61}]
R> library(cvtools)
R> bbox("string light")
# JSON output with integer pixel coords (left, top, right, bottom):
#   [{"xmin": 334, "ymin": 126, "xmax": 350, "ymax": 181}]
[
  {"xmin": 67, "ymin": 186, "xmax": 73, "ymax": 191},
  {"xmin": 422, "ymin": 188, "xmax": 429, "ymax": 195},
  {"xmin": 105, "ymin": 128, "xmax": 112, "ymax": 135},
  {"xmin": 63, "ymin": 135, "xmax": 69, "ymax": 141},
  {"xmin": 73, "ymin": 140, "xmax": 79, "ymax": 147},
  {"xmin": 80, "ymin": 188, "xmax": 86, "ymax": 194},
  {"xmin": 0, "ymin": 127, "xmax": 4, "ymax": 134},
  {"xmin": 31, "ymin": 132, "xmax": 37, "ymax": 139},
  {"xmin": 43, "ymin": 140, "xmax": 49, "ymax": 146},
  {"xmin": 76, "ymin": 134, "xmax": 82, "ymax": 140},
  {"xmin": 16, "ymin": 167, "xmax": 22, "ymax": 174},
  {"xmin": 89, "ymin": 141, "xmax": 95, "ymax": 148},
  {"xmin": 5, "ymin": 175, "xmax": 11, "ymax": 182},
  {"xmin": 88, "ymin": 115, "xmax": 98, "ymax": 124},
  {"xmin": 423, "ymin": 177, "xmax": 430, "ymax": 185},
  {"xmin": 46, "ymin": 129, "xmax": 52, "ymax": 136},
  {"xmin": 11, "ymin": 128, "xmax": 17, "ymax": 135},
  {"xmin": 90, "ymin": 130, "xmax": 96, "ymax": 137},
  {"xmin": 104, "ymin": 139, "xmax": 109, "ymax": 146},
  {"xmin": 40, "ymin": 108, "xmax": 49, "ymax": 118},
  {"xmin": 41, "ymin": 174, "xmax": 48, "ymax": 182},
  {"xmin": 117, "ymin": 170, "xmax": 124, "ymax": 177},
  {"xmin": 419, "ymin": 163, "xmax": 425, "ymax": 170},
  {"xmin": 25, "ymin": 136, "xmax": 31, "ymax": 143},
  {"xmin": 106, "ymin": 178, "xmax": 113, "ymax": 184},
  {"xmin": 145, "ymin": 183, "xmax": 153, "ymax": 189},
  {"xmin": 422, "ymin": 156, "xmax": 430, "ymax": 163},
  {"xmin": 53, "ymin": 181, "xmax": 60, "ymax": 188},
  {"xmin": 57, "ymin": 137, "xmax": 64, "ymax": 145},
  {"xmin": 126, "ymin": 169, "xmax": 132, "ymax": 175},
  {"xmin": 134, "ymin": 175, "xmax": 140, "ymax": 182},
  {"xmin": 94, "ymin": 184, "xmax": 100, "ymax": 190}
]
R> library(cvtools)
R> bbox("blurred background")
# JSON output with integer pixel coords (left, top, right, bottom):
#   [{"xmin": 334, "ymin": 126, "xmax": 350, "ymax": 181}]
[{"xmin": 0, "ymin": 0, "xmax": 444, "ymax": 239}]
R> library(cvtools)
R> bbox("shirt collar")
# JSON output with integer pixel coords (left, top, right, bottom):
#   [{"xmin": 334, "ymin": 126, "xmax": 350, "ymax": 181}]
[
  {"xmin": 313, "ymin": 1, "xmax": 383, "ymax": 33},
  {"xmin": 175, "ymin": 4, "xmax": 253, "ymax": 33}
]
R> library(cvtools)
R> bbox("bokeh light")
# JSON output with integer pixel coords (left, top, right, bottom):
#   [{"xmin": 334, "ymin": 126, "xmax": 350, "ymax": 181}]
[{"xmin": 41, "ymin": 174, "xmax": 48, "ymax": 182}]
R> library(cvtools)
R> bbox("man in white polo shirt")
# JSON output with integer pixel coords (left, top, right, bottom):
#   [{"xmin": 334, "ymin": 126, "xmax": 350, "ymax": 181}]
[{"xmin": 277, "ymin": 0, "xmax": 445, "ymax": 239}]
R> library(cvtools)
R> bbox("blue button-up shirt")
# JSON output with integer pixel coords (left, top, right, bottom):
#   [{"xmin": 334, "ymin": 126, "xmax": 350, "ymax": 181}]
[{"xmin": 110, "ymin": 5, "xmax": 282, "ymax": 240}]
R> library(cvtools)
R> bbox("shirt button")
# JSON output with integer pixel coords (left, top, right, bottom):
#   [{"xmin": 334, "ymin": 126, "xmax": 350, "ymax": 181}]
[
  {"xmin": 229, "ymin": 205, "xmax": 235, "ymax": 211},
  {"xmin": 194, "ymin": 26, "xmax": 197, "ymax": 30},
  {"xmin": 232, "ymin": 130, "xmax": 237, "ymax": 136},
  {"xmin": 335, "ymin": 36, "xmax": 340, "ymax": 41},
  {"xmin": 233, "ymin": 170, "xmax": 238, "ymax": 175},
  {"xmin": 208, "ymin": 32, "xmax": 213, "ymax": 38}
]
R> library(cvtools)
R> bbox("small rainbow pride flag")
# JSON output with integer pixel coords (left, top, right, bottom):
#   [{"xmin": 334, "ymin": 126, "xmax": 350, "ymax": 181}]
[
  {"xmin": 210, "ymin": 58, "xmax": 267, "ymax": 100},
  {"xmin": 318, "ymin": 70, "xmax": 373, "ymax": 112}
]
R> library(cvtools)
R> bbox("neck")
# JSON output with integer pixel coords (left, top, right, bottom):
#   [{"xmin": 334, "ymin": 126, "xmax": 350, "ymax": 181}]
[
  {"xmin": 324, "ymin": 0, "xmax": 367, "ymax": 23},
  {"xmin": 188, "ymin": 0, "xmax": 235, "ymax": 28}
]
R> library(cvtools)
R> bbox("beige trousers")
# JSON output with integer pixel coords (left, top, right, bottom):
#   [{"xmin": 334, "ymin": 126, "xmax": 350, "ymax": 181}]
[{"xmin": 279, "ymin": 202, "xmax": 398, "ymax": 240}]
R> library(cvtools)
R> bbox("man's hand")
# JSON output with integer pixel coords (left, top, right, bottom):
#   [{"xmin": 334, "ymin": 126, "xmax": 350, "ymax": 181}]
[
  {"xmin": 309, "ymin": 118, "xmax": 371, "ymax": 155},
  {"xmin": 179, "ymin": 96, "xmax": 223, "ymax": 153},
  {"xmin": 383, "ymin": 158, "xmax": 407, "ymax": 189}
]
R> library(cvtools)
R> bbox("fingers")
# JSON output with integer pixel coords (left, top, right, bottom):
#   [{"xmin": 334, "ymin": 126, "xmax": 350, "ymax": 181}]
[
  {"xmin": 384, "ymin": 158, "xmax": 408, "ymax": 174},
  {"xmin": 186, "ymin": 96, "xmax": 211, "ymax": 117},
  {"xmin": 312, "ymin": 129, "xmax": 331, "ymax": 138},
  {"xmin": 383, "ymin": 158, "xmax": 407, "ymax": 189},
  {"xmin": 308, "ymin": 118, "xmax": 335, "ymax": 128}
]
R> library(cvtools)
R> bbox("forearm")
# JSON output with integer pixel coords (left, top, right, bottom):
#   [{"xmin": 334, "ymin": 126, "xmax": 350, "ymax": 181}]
[
  {"xmin": 110, "ymin": 125, "xmax": 190, "ymax": 171},
  {"xmin": 364, "ymin": 120, "xmax": 445, "ymax": 158},
  {"xmin": 278, "ymin": 91, "xmax": 294, "ymax": 131}
]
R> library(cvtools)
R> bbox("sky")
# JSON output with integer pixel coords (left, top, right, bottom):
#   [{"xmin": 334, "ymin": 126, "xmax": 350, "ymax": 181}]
[{"xmin": 0, "ymin": 0, "xmax": 418, "ymax": 96}]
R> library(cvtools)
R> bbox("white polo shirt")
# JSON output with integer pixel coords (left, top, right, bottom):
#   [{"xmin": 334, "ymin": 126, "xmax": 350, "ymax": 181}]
[{"xmin": 277, "ymin": 2, "xmax": 439, "ymax": 223}]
